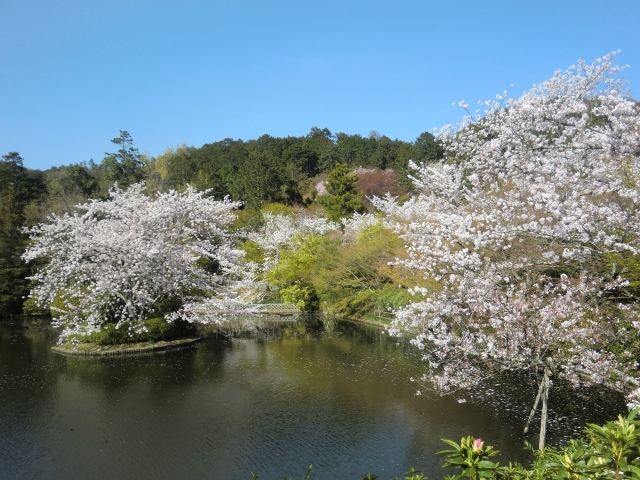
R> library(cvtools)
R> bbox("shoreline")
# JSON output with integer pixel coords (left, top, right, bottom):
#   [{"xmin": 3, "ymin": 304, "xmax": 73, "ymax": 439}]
[
  {"xmin": 48, "ymin": 314, "xmax": 398, "ymax": 357},
  {"xmin": 51, "ymin": 336, "xmax": 202, "ymax": 356}
]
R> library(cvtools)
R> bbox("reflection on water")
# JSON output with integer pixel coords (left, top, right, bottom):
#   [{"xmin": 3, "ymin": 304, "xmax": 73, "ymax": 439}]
[{"xmin": 0, "ymin": 316, "xmax": 627, "ymax": 479}]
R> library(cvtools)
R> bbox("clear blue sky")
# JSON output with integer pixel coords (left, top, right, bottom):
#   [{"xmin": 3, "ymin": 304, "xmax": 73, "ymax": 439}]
[{"xmin": 2, "ymin": 0, "xmax": 639, "ymax": 170}]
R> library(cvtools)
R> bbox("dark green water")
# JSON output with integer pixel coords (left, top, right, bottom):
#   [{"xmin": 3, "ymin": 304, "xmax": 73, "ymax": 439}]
[{"xmin": 0, "ymin": 316, "xmax": 627, "ymax": 479}]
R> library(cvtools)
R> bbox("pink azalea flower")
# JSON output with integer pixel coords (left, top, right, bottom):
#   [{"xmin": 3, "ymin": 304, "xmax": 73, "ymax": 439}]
[{"xmin": 473, "ymin": 438, "xmax": 484, "ymax": 452}]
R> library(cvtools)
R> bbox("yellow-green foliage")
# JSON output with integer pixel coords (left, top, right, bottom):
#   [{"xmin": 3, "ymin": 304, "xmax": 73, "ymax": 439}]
[
  {"xmin": 231, "ymin": 208, "xmax": 263, "ymax": 230},
  {"xmin": 279, "ymin": 284, "xmax": 319, "ymax": 311},
  {"xmin": 267, "ymin": 233, "xmax": 324, "ymax": 287},
  {"xmin": 261, "ymin": 202, "xmax": 296, "ymax": 216},
  {"xmin": 240, "ymin": 239, "xmax": 267, "ymax": 265},
  {"xmin": 233, "ymin": 202, "xmax": 296, "ymax": 231},
  {"xmin": 328, "ymin": 223, "xmax": 434, "ymax": 318},
  {"xmin": 263, "ymin": 223, "xmax": 434, "ymax": 317},
  {"xmin": 49, "ymin": 290, "xmax": 82, "ymax": 317},
  {"xmin": 22, "ymin": 297, "xmax": 49, "ymax": 316},
  {"xmin": 605, "ymin": 251, "xmax": 640, "ymax": 299},
  {"xmin": 264, "ymin": 233, "xmax": 325, "ymax": 309},
  {"xmin": 331, "ymin": 287, "xmax": 417, "ymax": 321},
  {"xmin": 313, "ymin": 224, "xmax": 411, "ymax": 307}
]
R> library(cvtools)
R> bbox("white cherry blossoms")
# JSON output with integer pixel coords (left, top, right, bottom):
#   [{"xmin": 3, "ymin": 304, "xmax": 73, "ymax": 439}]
[
  {"xmin": 23, "ymin": 183, "xmax": 253, "ymax": 342},
  {"xmin": 382, "ymin": 53, "xmax": 640, "ymax": 405}
]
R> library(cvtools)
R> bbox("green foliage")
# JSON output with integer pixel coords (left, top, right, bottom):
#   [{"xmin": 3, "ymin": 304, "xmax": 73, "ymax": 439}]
[
  {"xmin": 317, "ymin": 163, "xmax": 366, "ymax": 222},
  {"xmin": 1, "ymin": 128, "xmax": 438, "ymax": 319},
  {"xmin": 604, "ymin": 252, "xmax": 640, "ymax": 302},
  {"xmin": 47, "ymin": 288, "xmax": 188, "ymax": 328},
  {"xmin": 413, "ymin": 131, "xmax": 444, "ymax": 164},
  {"xmin": 232, "ymin": 148, "xmax": 302, "ymax": 208},
  {"xmin": 261, "ymin": 221, "xmax": 425, "ymax": 317},
  {"xmin": 241, "ymin": 239, "xmax": 267, "ymax": 265},
  {"xmin": 439, "ymin": 436, "xmax": 500, "ymax": 479},
  {"xmin": 267, "ymin": 234, "xmax": 324, "ymax": 287},
  {"xmin": 232, "ymin": 208, "xmax": 265, "ymax": 231},
  {"xmin": 332, "ymin": 287, "xmax": 413, "ymax": 320},
  {"xmin": 263, "ymin": 233, "xmax": 325, "ymax": 311},
  {"xmin": 22, "ymin": 297, "xmax": 49, "ymax": 316},
  {"xmin": 392, "ymin": 468, "xmax": 428, "ymax": 480},
  {"xmin": 247, "ymin": 414, "xmax": 640, "ymax": 479},
  {"xmin": 279, "ymin": 284, "xmax": 319, "ymax": 311},
  {"xmin": 0, "ymin": 151, "xmax": 46, "ymax": 314},
  {"xmin": 75, "ymin": 318, "xmax": 196, "ymax": 345},
  {"xmin": 437, "ymin": 410, "xmax": 640, "ymax": 479},
  {"xmin": 258, "ymin": 413, "xmax": 640, "ymax": 478},
  {"xmin": 42, "ymin": 163, "xmax": 99, "ymax": 214},
  {"xmin": 313, "ymin": 224, "xmax": 403, "ymax": 307},
  {"xmin": 100, "ymin": 130, "xmax": 145, "ymax": 190},
  {"xmin": 148, "ymin": 295, "xmax": 186, "ymax": 318},
  {"xmin": 262, "ymin": 202, "xmax": 296, "ymax": 216}
]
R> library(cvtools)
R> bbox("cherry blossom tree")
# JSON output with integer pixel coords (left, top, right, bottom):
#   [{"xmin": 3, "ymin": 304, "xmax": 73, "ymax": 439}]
[
  {"xmin": 23, "ymin": 183, "xmax": 251, "ymax": 342},
  {"xmin": 378, "ymin": 53, "xmax": 640, "ymax": 448}
]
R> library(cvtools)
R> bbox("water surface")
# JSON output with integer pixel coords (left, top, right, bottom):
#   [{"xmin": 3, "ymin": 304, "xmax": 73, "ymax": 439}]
[{"xmin": 0, "ymin": 316, "xmax": 626, "ymax": 479}]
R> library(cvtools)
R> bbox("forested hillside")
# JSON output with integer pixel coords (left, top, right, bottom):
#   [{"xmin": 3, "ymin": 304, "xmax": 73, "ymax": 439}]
[{"xmin": 0, "ymin": 128, "xmax": 443, "ymax": 314}]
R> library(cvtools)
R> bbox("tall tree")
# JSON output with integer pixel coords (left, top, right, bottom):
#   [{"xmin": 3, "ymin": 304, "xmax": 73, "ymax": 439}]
[
  {"xmin": 232, "ymin": 149, "xmax": 302, "ymax": 209},
  {"xmin": 413, "ymin": 131, "xmax": 444, "ymax": 163},
  {"xmin": 317, "ymin": 163, "xmax": 366, "ymax": 222},
  {"xmin": 380, "ymin": 53, "xmax": 640, "ymax": 449},
  {"xmin": 100, "ymin": 131, "xmax": 144, "ymax": 190},
  {"xmin": 0, "ymin": 152, "xmax": 44, "ymax": 313},
  {"xmin": 43, "ymin": 163, "xmax": 99, "ymax": 214},
  {"xmin": 23, "ymin": 183, "xmax": 249, "ymax": 342}
]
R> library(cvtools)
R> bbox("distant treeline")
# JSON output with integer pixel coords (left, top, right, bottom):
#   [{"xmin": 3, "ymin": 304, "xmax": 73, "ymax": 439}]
[
  {"xmin": 0, "ymin": 127, "xmax": 443, "ymax": 314},
  {"xmin": 153, "ymin": 127, "xmax": 443, "ymax": 207}
]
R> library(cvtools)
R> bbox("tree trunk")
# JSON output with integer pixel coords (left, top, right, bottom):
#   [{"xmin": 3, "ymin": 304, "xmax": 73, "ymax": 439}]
[
  {"xmin": 523, "ymin": 377, "xmax": 545, "ymax": 436},
  {"xmin": 538, "ymin": 370, "xmax": 550, "ymax": 450}
]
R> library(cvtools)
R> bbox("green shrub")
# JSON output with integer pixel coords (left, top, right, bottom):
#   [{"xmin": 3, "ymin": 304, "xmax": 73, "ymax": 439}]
[
  {"xmin": 74, "ymin": 318, "xmax": 195, "ymax": 345},
  {"xmin": 148, "ymin": 295, "xmax": 184, "ymax": 318},
  {"xmin": 280, "ymin": 284, "xmax": 319, "ymax": 311},
  {"xmin": 332, "ymin": 290, "xmax": 377, "ymax": 318},
  {"xmin": 144, "ymin": 317, "xmax": 195, "ymax": 341},
  {"xmin": 437, "ymin": 409, "xmax": 640, "ymax": 479},
  {"xmin": 241, "ymin": 239, "xmax": 267, "ymax": 265},
  {"xmin": 331, "ymin": 287, "xmax": 414, "ymax": 320},
  {"xmin": 22, "ymin": 297, "xmax": 49, "ymax": 316}
]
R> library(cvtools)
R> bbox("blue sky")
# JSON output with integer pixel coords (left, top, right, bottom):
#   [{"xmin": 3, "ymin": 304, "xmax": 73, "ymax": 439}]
[{"xmin": 1, "ymin": 0, "xmax": 639, "ymax": 170}]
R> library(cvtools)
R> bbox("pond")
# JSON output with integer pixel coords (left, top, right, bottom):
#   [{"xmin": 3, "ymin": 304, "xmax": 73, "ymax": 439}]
[{"xmin": 0, "ymin": 315, "xmax": 627, "ymax": 479}]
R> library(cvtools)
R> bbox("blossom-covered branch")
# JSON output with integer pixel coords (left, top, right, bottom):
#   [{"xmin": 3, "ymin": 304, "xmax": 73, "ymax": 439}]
[
  {"xmin": 381, "ymin": 53, "xmax": 640, "ymax": 447},
  {"xmin": 23, "ymin": 183, "xmax": 251, "ymax": 342}
]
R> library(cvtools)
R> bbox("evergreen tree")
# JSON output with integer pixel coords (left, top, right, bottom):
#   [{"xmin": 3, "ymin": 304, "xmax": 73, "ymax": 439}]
[
  {"xmin": 0, "ymin": 152, "xmax": 44, "ymax": 313},
  {"xmin": 100, "ymin": 131, "xmax": 144, "ymax": 190},
  {"xmin": 317, "ymin": 163, "xmax": 366, "ymax": 222}
]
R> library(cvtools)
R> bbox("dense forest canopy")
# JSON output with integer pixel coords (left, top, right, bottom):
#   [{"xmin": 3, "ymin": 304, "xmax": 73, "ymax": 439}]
[{"xmin": 0, "ymin": 128, "xmax": 443, "ymax": 315}]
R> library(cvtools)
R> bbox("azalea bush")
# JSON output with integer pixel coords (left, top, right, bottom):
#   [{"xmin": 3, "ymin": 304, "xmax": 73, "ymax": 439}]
[{"xmin": 438, "ymin": 410, "xmax": 640, "ymax": 479}]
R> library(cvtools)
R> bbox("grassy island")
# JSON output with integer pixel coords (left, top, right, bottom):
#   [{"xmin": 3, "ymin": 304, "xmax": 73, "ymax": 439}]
[{"xmin": 51, "ymin": 317, "xmax": 200, "ymax": 356}]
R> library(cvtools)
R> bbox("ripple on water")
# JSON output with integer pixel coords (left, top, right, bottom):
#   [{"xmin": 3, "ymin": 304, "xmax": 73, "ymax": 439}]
[{"xmin": 0, "ymin": 316, "xmax": 628, "ymax": 479}]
